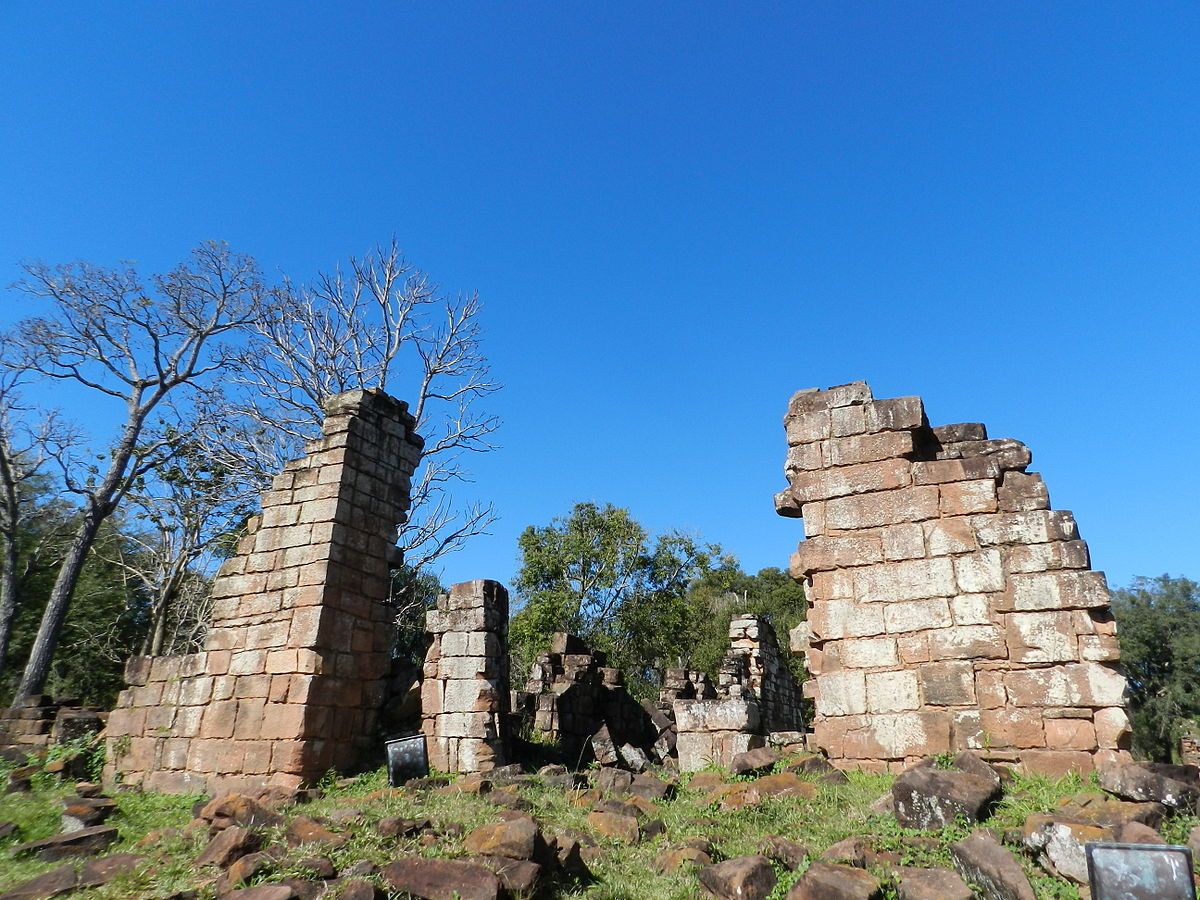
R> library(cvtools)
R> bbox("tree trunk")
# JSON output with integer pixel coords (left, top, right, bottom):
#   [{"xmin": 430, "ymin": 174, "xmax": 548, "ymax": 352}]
[
  {"xmin": 0, "ymin": 533, "xmax": 18, "ymax": 674},
  {"xmin": 14, "ymin": 508, "xmax": 103, "ymax": 701}
]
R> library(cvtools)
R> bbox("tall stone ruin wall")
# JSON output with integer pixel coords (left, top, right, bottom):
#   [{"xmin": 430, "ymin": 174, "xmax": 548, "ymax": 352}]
[
  {"xmin": 775, "ymin": 381, "xmax": 1132, "ymax": 775},
  {"xmin": 105, "ymin": 390, "xmax": 423, "ymax": 794}
]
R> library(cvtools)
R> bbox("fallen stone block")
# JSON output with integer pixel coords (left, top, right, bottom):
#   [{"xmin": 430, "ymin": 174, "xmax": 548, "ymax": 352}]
[
  {"xmin": 0, "ymin": 864, "xmax": 76, "ymax": 900},
  {"xmin": 892, "ymin": 758, "xmax": 1001, "ymax": 830},
  {"xmin": 949, "ymin": 830, "xmax": 1035, "ymax": 900},
  {"xmin": 467, "ymin": 856, "xmax": 541, "ymax": 894},
  {"xmin": 894, "ymin": 866, "xmax": 973, "ymax": 900},
  {"xmin": 586, "ymin": 810, "xmax": 640, "ymax": 844},
  {"xmin": 462, "ymin": 816, "xmax": 541, "ymax": 860},
  {"xmin": 698, "ymin": 855, "xmax": 777, "ymax": 900},
  {"xmin": 195, "ymin": 825, "xmax": 260, "ymax": 868},
  {"xmin": 1097, "ymin": 761, "xmax": 1200, "ymax": 811},
  {"xmin": 731, "ymin": 746, "xmax": 781, "ymax": 776},
  {"xmin": 381, "ymin": 858, "xmax": 502, "ymax": 900},
  {"xmin": 77, "ymin": 852, "xmax": 144, "ymax": 889},
  {"xmin": 15, "ymin": 825, "xmax": 118, "ymax": 861},
  {"xmin": 786, "ymin": 861, "xmax": 880, "ymax": 899},
  {"xmin": 759, "ymin": 835, "xmax": 809, "ymax": 870},
  {"xmin": 629, "ymin": 773, "xmax": 672, "ymax": 801}
]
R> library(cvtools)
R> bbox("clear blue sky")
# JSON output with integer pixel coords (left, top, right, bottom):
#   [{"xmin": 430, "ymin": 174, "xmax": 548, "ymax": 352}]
[{"xmin": 1, "ymin": 4, "xmax": 1197, "ymax": 591}]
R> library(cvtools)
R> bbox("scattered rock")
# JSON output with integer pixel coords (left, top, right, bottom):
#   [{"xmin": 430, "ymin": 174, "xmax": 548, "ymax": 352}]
[
  {"xmin": 594, "ymin": 798, "xmax": 643, "ymax": 820},
  {"xmin": 591, "ymin": 725, "xmax": 620, "ymax": 767},
  {"xmin": 0, "ymin": 864, "xmax": 76, "ymax": 900},
  {"xmin": 822, "ymin": 836, "xmax": 872, "ymax": 867},
  {"xmin": 1022, "ymin": 817, "xmax": 1108, "ymax": 884},
  {"xmin": 1097, "ymin": 762, "xmax": 1200, "ymax": 811},
  {"xmin": 759, "ymin": 835, "xmax": 808, "ymax": 870},
  {"xmin": 463, "ymin": 816, "xmax": 541, "ymax": 860},
  {"xmin": 698, "ymin": 855, "xmax": 777, "ymax": 900},
  {"xmin": 786, "ymin": 754, "xmax": 851, "ymax": 786},
  {"xmin": 689, "ymin": 771, "xmax": 726, "ymax": 792},
  {"xmin": 587, "ymin": 810, "xmax": 640, "ymax": 844},
  {"xmin": 619, "ymin": 743, "xmax": 650, "ymax": 772},
  {"xmin": 0, "ymin": 821, "xmax": 17, "ymax": 841},
  {"xmin": 754, "ymin": 772, "xmax": 817, "ymax": 800},
  {"xmin": 894, "ymin": 866, "xmax": 973, "ymax": 900},
  {"xmin": 61, "ymin": 796, "xmax": 116, "ymax": 832},
  {"xmin": 1053, "ymin": 791, "xmax": 1166, "ymax": 829},
  {"xmin": 223, "ymin": 886, "xmax": 297, "ymax": 900},
  {"xmin": 15, "ymin": 825, "xmax": 119, "ymax": 861},
  {"xmin": 73, "ymin": 782, "xmax": 102, "ymax": 798},
  {"xmin": 325, "ymin": 807, "xmax": 363, "ymax": 825},
  {"xmin": 77, "ymin": 853, "xmax": 143, "ymax": 889},
  {"xmin": 276, "ymin": 878, "xmax": 324, "ymax": 900},
  {"xmin": 436, "ymin": 774, "xmax": 491, "ymax": 795},
  {"xmin": 629, "ymin": 773, "xmax": 672, "ymax": 801},
  {"xmin": 892, "ymin": 756, "xmax": 1002, "ymax": 830},
  {"xmin": 196, "ymin": 825, "xmax": 261, "ymax": 868},
  {"xmin": 217, "ymin": 851, "xmax": 274, "ymax": 892},
  {"xmin": 1189, "ymin": 824, "xmax": 1200, "ymax": 859},
  {"xmin": 950, "ymin": 830, "xmax": 1035, "ymax": 900},
  {"xmin": 1113, "ymin": 821, "xmax": 1165, "ymax": 844},
  {"xmin": 487, "ymin": 763, "xmax": 525, "ymax": 785},
  {"xmin": 869, "ymin": 792, "xmax": 895, "ymax": 815},
  {"xmin": 285, "ymin": 816, "xmax": 347, "ymax": 849},
  {"xmin": 731, "ymin": 747, "xmax": 781, "ymax": 776},
  {"xmin": 656, "ymin": 846, "xmax": 712, "ymax": 872},
  {"xmin": 200, "ymin": 793, "xmax": 286, "ymax": 830},
  {"xmin": 6, "ymin": 765, "xmax": 37, "ymax": 793},
  {"xmin": 379, "ymin": 816, "xmax": 430, "ymax": 837},
  {"xmin": 625, "ymin": 794, "xmax": 661, "ymax": 818},
  {"xmin": 787, "ymin": 861, "xmax": 881, "ymax": 899},
  {"xmin": 642, "ymin": 818, "xmax": 667, "ymax": 840},
  {"xmin": 342, "ymin": 860, "xmax": 379, "ymax": 878},
  {"xmin": 595, "ymin": 767, "xmax": 634, "ymax": 796},
  {"xmin": 706, "ymin": 782, "xmax": 763, "ymax": 811},
  {"xmin": 338, "ymin": 880, "xmax": 381, "ymax": 900},
  {"xmin": 381, "ymin": 858, "xmax": 502, "ymax": 900},
  {"xmin": 468, "ymin": 856, "xmax": 541, "ymax": 894}
]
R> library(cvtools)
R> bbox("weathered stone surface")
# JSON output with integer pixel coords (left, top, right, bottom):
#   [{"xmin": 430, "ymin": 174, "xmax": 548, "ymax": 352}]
[
  {"xmin": 223, "ymin": 886, "xmax": 297, "ymax": 900},
  {"xmin": 217, "ymin": 851, "xmax": 274, "ymax": 892},
  {"xmin": 339, "ymin": 879, "xmax": 382, "ymax": 900},
  {"xmin": 196, "ymin": 825, "xmax": 260, "ymax": 868},
  {"xmin": 462, "ymin": 816, "xmax": 539, "ymax": 860},
  {"xmin": 656, "ymin": 846, "xmax": 712, "ymax": 872},
  {"xmin": 595, "ymin": 767, "xmax": 633, "ymax": 796},
  {"xmin": 586, "ymin": 810, "xmax": 640, "ymax": 844},
  {"xmin": 731, "ymin": 746, "xmax": 781, "ymax": 776},
  {"xmin": 949, "ymin": 830, "xmax": 1035, "ymax": 900},
  {"xmin": 467, "ymin": 856, "xmax": 541, "ymax": 894},
  {"xmin": 15, "ymin": 825, "xmax": 118, "ymax": 861},
  {"xmin": 629, "ymin": 773, "xmax": 672, "ymax": 801},
  {"xmin": 698, "ymin": 855, "xmax": 777, "ymax": 900},
  {"xmin": 0, "ymin": 865, "xmax": 76, "ymax": 900},
  {"xmin": 381, "ymin": 858, "xmax": 502, "ymax": 900},
  {"xmin": 1097, "ymin": 761, "xmax": 1199, "ymax": 810},
  {"xmin": 77, "ymin": 853, "xmax": 143, "ymax": 889},
  {"xmin": 786, "ymin": 861, "xmax": 880, "ymax": 899},
  {"xmin": 894, "ymin": 866, "xmax": 973, "ymax": 900},
  {"xmin": 285, "ymin": 816, "xmax": 347, "ymax": 849},
  {"xmin": 1023, "ymin": 816, "xmax": 1110, "ymax": 883},
  {"xmin": 892, "ymin": 763, "xmax": 1001, "ymax": 830},
  {"xmin": 200, "ymin": 793, "xmax": 285, "ymax": 830}
]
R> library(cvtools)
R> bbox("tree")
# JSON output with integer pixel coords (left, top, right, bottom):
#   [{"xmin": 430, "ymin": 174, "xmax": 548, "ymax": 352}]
[
  {"xmin": 10, "ymin": 242, "xmax": 267, "ymax": 700},
  {"xmin": 1111, "ymin": 574, "xmax": 1200, "ymax": 761},
  {"xmin": 510, "ymin": 502, "xmax": 727, "ymax": 697},
  {"xmin": 221, "ymin": 240, "xmax": 500, "ymax": 582}
]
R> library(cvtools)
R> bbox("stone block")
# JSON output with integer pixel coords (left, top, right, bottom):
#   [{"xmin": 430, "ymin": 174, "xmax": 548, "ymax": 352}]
[
  {"xmin": 853, "ymin": 557, "xmax": 956, "ymax": 603},
  {"xmin": 843, "ymin": 712, "xmax": 952, "ymax": 759},
  {"xmin": 1006, "ymin": 611, "xmax": 1079, "ymax": 664},
  {"xmin": 974, "ymin": 510, "xmax": 1078, "ymax": 546},
  {"xmin": 940, "ymin": 480, "xmax": 999, "ymax": 516},
  {"xmin": 789, "ymin": 458, "xmax": 912, "ymax": 504},
  {"xmin": 1003, "ymin": 663, "xmax": 1127, "ymax": 708},
  {"xmin": 839, "ymin": 637, "xmax": 898, "ymax": 669},
  {"xmin": 673, "ymin": 697, "xmax": 759, "ymax": 733},
  {"xmin": 923, "ymin": 518, "xmax": 977, "ymax": 556},
  {"xmin": 831, "ymin": 403, "xmax": 867, "ymax": 437},
  {"xmin": 866, "ymin": 671, "xmax": 920, "ymax": 713},
  {"xmin": 824, "ymin": 486, "xmax": 940, "ymax": 530},
  {"xmin": 815, "ymin": 671, "xmax": 867, "ymax": 717},
  {"xmin": 792, "ymin": 534, "xmax": 883, "ymax": 574},
  {"xmin": 950, "ymin": 594, "xmax": 992, "ymax": 626},
  {"xmin": 808, "ymin": 599, "xmax": 886, "ymax": 640},
  {"xmin": 953, "ymin": 550, "xmax": 1005, "ymax": 593},
  {"xmin": 920, "ymin": 660, "xmax": 976, "ymax": 706},
  {"xmin": 865, "ymin": 396, "xmax": 924, "ymax": 432},
  {"xmin": 882, "ymin": 598, "xmax": 953, "ymax": 634},
  {"xmin": 881, "ymin": 523, "xmax": 926, "ymax": 560},
  {"xmin": 1002, "ymin": 570, "xmax": 1111, "ymax": 612},
  {"xmin": 1003, "ymin": 540, "xmax": 1090, "ymax": 574},
  {"xmin": 824, "ymin": 431, "xmax": 915, "ymax": 467},
  {"xmin": 928, "ymin": 626, "xmax": 1006, "ymax": 660},
  {"xmin": 1045, "ymin": 718, "xmax": 1097, "ymax": 751},
  {"xmin": 786, "ymin": 409, "xmax": 831, "ymax": 445},
  {"xmin": 998, "ymin": 471, "xmax": 1050, "ymax": 511}
]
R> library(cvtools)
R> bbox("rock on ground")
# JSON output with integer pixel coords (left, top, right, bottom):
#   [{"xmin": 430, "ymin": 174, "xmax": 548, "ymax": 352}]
[
  {"xmin": 1097, "ymin": 762, "xmax": 1200, "ymax": 811},
  {"xmin": 698, "ymin": 855, "xmax": 777, "ymax": 900},
  {"xmin": 894, "ymin": 866, "xmax": 973, "ymax": 900},
  {"xmin": 381, "ymin": 858, "xmax": 502, "ymax": 900},
  {"xmin": 950, "ymin": 830, "xmax": 1035, "ymax": 900},
  {"xmin": 786, "ymin": 861, "xmax": 880, "ymax": 899},
  {"xmin": 892, "ymin": 756, "xmax": 1002, "ymax": 830},
  {"xmin": 14, "ymin": 825, "xmax": 119, "ymax": 862}
]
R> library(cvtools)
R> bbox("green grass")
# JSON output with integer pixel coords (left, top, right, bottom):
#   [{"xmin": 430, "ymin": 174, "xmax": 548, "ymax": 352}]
[{"xmin": 2, "ymin": 753, "xmax": 1198, "ymax": 899}]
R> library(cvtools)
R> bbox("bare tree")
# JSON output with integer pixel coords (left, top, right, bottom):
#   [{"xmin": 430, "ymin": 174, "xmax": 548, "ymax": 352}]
[
  {"xmin": 228, "ymin": 239, "xmax": 501, "ymax": 577},
  {"xmin": 0, "ymin": 335, "xmax": 75, "ymax": 673},
  {"xmin": 10, "ymin": 242, "xmax": 268, "ymax": 701}
]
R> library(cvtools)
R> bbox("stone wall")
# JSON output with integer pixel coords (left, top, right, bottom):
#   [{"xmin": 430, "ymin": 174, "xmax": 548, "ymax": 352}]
[
  {"xmin": 105, "ymin": 389, "xmax": 423, "ymax": 793},
  {"xmin": 776, "ymin": 381, "xmax": 1132, "ymax": 775},
  {"xmin": 420, "ymin": 580, "xmax": 510, "ymax": 773},
  {"xmin": 673, "ymin": 614, "xmax": 805, "ymax": 771},
  {"xmin": 0, "ymin": 696, "xmax": 104, "ymax": 757}
]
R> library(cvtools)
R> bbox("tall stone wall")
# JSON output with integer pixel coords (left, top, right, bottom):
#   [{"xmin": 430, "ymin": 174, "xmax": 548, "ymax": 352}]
[
  {"xmin": 776, "ymin": 381, "xmax": 1132, "ymax": 775},
  {"xmin": 420, "ymin": 580, "xmax": 510, "ymax": 773},
  {"xmin": 105, "ymin": 389, "xmax": 423, "ymax": 794}
]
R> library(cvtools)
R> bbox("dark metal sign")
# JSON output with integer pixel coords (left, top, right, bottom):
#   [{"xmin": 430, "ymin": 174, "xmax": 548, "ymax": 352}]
[
  {"xmin": 385, "ymin": 733, "xmax": 429, "ymax": 786},
  {"xmin": 1086, "ymin": 842, "xmax": 1196, "ymax": 900}
]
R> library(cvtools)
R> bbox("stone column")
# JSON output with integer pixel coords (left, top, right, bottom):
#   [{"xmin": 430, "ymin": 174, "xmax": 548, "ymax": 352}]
[{"xmin": 420, "ymin": 580, "xmax": 509, "ymax": 773}]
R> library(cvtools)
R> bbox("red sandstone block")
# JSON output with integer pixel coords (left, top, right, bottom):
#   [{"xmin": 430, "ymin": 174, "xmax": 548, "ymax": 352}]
[
  {"xmin": 997, "ymin": 471, "xmax": 1049, "ymax": 511},
  {"xmin": 1003, "ymin": 663, "xmax": 1126, "ymax": 708},
  {"xmin": 1018, "ymin": 750, "xmax": 1094, "ymax": 777},
  {"xmin": 265, "ymin": 568, "xmax": 301, "ymax": 591},
  {"xmin": 233, "ymin": 698, "xmax": 267, "ymax": 739},
  {"xmin": 940, "ymin": 480, "xmax": 998, "ymax": 516},
  {"xmin": 975, "ymin": 670, "xmax": 1007, "ymax": 709},
  {"xmin": 790, "ymin": 458, "xmax": 912, "ymax": 504},
  {"xmin": 201, "ymin": 700, "xmax": 239, "ymax": 739},
  {"xmin": 1079, "ymin": 634, "xmax": 1121, "ymax": 662},
  {"xmin": 913, "ymin": 457, "xmax": 1000, "ymax": 485},
  {"xmin": 785, "ymin": 441, "xmax": 823, "ymax": 474},
  {"xmin": 234, "ymin": 674, "xmax": 273, "ymax": 700},
  {"xmin": 842, "ymin": 711, "xmax": 952, "ymax": 760},
  {"xmin": 831, "ymin": 403, "xmax": 867, "ymax": 437},
  {"xmin": 287, "ymin": 675, "xmax": 315, "ymax": 704},
  {"xmin": 259, "ymin": 703, "xmax": 307, "ymax": 740},
  {"xmin": 980, "ymin": 708, "xmax": 1046, "ymax": 749},
  {"xmin": 792, "ymin": 534, "xmax": 884, "ymax": 574},
  {"xmin": 1005, "ymin": 611, "xmax": 1079, "ymax": 664},
  {"xmin": 973, "ymin": 510, "xmax": 1078, "ymax": 546},
  {"xmin": 1044, "ymin": 718, "xmax": 1097, "ymax": 751},
  {"xmin": 865, "ymin": 396, "xmax": 924, "ymax": 432},
  {"xmin": 786, "ymin": 409, "xmax": 832, "ymax": 446},
  {"xmin": 923, "ymin": 518, "xmax": 977, "ymax": 556},
  {"xmin": 228, "ymin": 650, "xmax": 268, "ymax": 676},
  {"xmin": 928, "ymin": 625, "xmax": 1007, "ymax": 660},
  {"xmin": 825, "ymin": 486, "xmax": 940, "ymax": 530},
  {"xmin": 897, "ymin": 632, "xmax": 931, "ymax": 664},
  {"xmin": 1000, "ymin": 570, "xmax": 1111, "ymax": 612},
  {"xmin": 788, "ymin": 382, "xmax": 873, "ymax": 415},
  {"xmin": 824, "ymin": 430, "xmax": 916, "ymax": 467},
  {"xmin": 207, "ymin": 650, "xmax": 232, "ymax": 675},
  {"xmin": 852, "ymin": 557, "xmax": 956, "ymax": 603}
]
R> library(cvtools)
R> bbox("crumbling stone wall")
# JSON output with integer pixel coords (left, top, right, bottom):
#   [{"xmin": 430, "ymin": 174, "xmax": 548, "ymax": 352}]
[
  {"xmin": 105, "ymin": 389, "xmax": 423, "ymax": 793},
  {"xmin": 776, "ymin": 381, "xmax": 1132, "ymax": 775},
  {"xmin": 420, "ymin": 580, "xmax": 510, "ymax": 773},
  {"xmin": 0, "ymin": 697, "xmax": 104, "ymax": 757},
  {"xmin": 674, "ymin": 614, "xmax": 805, "ymax": 771},
  {"xmin": 512, "ymin": 632, "xmax": 659, "ymax": 768}
]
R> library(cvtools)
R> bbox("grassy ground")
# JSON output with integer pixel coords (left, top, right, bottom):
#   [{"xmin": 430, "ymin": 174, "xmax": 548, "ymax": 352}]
[{"xmin": 1, "ymin": 753, "xmax": 1198, "ymax": 899}]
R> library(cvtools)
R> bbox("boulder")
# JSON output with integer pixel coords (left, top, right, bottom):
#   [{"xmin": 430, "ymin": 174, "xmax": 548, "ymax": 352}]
[
  {"xmin": 1097, "ymin": 762, "xmax": 1200, "ymax": 811},
  {"xmin": 591, "ymin": 725, "xmax": 620, "ymax": 767},
  {"xmin": 1022, "ymin": 817, "xmax": 1110, "ymax": 883},
  {"xmin": 619, "ymin": 743, "xmax": 651, "ymax": 772},
  {"xmin": 595, "ymin": 767, "xmax": 633, "ymax": 796},
  {"xmin": 381, "ymin": 858, "xmax": 502, "ymax": 900},
  {"xmin": 338, "ymin": 881, "xmax": 382, "ymax": 900},
  {"xmin": 689, "ymin": 771, "xmax": 726, "ymax": 792},
  {"xmin": 759, "ymin": 835, "xmax": 809, "ymax": 870},
  {"xmin": 894, "ymin": 866, "xmax": 973, "ymax": 900},
  {"xmin": 586, "ymin": 810, "xmax": 640, "ymax": 845},
  {"xmin": 462, "ymin": 816, "xmax": 540, "ymax": 860},
  {"xmin": 594, "ymin": 798, "xmax": 643, "ymax": 820},
  {"xmin": 731, "ymin": 747, "xmax": 781, "ymax": 776},
  {"xmin": 196, "ymin": 825, "xmax": 260, "ymax": 868},
  {"xmin": 786, "ymin": 861, "xmax": 880, "ymax": 899},
  {"xmin": 61, "ymin": 797, "xmax": 116, "ymax": 832},
  {"xmin": 1052, "ymin": 791, "xmax": 1166, "ymax": 829},
  {"xmin": 950, "ymin": 830, "xmax": 1035, "ymax": 900},
  {"xmin": 77, "ymin": 853, "xmax": 143, "ymax": 889},
  {"xmin": 15, "ymin": 825, "xmax": 118, "ymax": 861},
  {"xmin": 786, "ymin": 754, "xmax": 851, "ymax": 785},
  {"xmin": 467, "ymin": 856, "xmax": 541, "ymax": 894},
  {"xmin": 285, "ymin": 816, "xmax": 347, "ymax": 849},
  {"xmin": 698, "ymin": 855, "xmax": 777, "ymax": 900},
  {"xmin": 547, "ymin": 833, "xmax": 591, "ymax": 877},
  {"xmin": 200, "ymin": 793, "xmax": 285, "ymax": 830},
  {"xmin": 892, "ymin": 756, "xmax": 1002, "ymax": 830},
  {"xmin": 656, "ymin": 845, "xmax": 712, "ymax": 872},
  {"xmin": 754, "ymin": 772, "xmax": 817, "ymax": 800},
  {"xmin": 629, "ymin": 773, "xmax": 673, "ymax": 801},
  {"xmin": 0, "ymin": 865, "xmax": 76, "ymax": 900},
  {"xmin": 217, "ymin": 851, "xmax": 275, "ymax": 892}
]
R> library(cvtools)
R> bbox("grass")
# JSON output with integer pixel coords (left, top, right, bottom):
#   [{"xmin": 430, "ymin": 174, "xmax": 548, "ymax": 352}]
[{"xmin": 1, "ymin": 752, "xmax": 1197, "ymax": 899}]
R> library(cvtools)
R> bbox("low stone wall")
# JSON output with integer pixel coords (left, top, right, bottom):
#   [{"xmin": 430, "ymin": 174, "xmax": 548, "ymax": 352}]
[
  {"xmin": 420, "ymin": 580, "xmax": 510, "ymax": 773},
  {"xmin": 776, "ymin": 381, "xmax": 1132, "ymax": 775},
  {"xmin": 104, "ymin": 389, "xmax": 423, "ymax": 793}
]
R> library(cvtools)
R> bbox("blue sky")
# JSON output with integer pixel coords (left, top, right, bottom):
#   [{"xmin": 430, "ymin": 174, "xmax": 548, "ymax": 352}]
[{"xmin": 1, "ymin": 3, "xmax": 1197, "ymax": 591}]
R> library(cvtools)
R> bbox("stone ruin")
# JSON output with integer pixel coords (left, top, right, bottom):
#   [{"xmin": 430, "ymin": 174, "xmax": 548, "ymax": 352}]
[
  {"xmin": 104, "ymin": 390, "xmax": 423, "ymax": 793},
  {"xmin": 673, "ymin": 614, "xmax": 806, "ymax": 770},
  {"xmin": 71, "ymin": 379, "xmax": 1136, "ymax": 795},
  {"xmin": 775, "ymin": 381, "xmax": 1132, "ymax": 775}
]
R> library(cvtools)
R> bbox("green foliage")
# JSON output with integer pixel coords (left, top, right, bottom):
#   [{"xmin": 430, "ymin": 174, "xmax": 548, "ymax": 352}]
[
  {"xmin": 1111, "ymin": 574, "xmax": 1200, "ymax": 761},
  {"xmin": 510, "ymin": 502, "xmax": 730, "ymax": 697}
]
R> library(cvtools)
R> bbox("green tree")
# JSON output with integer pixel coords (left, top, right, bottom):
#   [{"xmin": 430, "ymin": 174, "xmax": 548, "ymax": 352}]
[
  {"xmin": 510, "ymin": 502, "xmax": 728, "ymax": 697},
  {"xmin": 1111, "ymin": 574, "xmax": 1200, "ymax": 761}
]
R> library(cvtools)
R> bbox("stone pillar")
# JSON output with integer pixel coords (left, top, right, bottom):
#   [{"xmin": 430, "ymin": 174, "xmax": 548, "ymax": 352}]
[
  {"xmin": 420, "ymin": 580, "xmax": 509, "ymax": 773},
  {"xmin": 105, "ymin": 389, "xmax": 423, "ymax": 794},
  {"xmin": 776, "ymin": 381, "xmax": 1132, "ymax": 775}
]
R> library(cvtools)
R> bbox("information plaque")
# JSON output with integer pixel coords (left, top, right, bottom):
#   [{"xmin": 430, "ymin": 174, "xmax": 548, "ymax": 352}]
[{"xmin": 1086, "ymin": 841, "xmax": 1196, "ymax": 900}]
